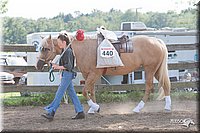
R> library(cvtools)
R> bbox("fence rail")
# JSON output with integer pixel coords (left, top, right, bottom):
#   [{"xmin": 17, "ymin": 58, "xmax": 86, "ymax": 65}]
[
  {"xmin": 3, "ymin": 81, "xmax": 198, "ymax": 93},
  {"xmin": 1, "ymin": 43, "xmax": 198, "ymax": 52},
  {"xmin": 2, "ymin": 62, "xmax": 198, "ymax": 72},
  {"xmin": 1, "ymin": 44, "xmax": 36, "ymax": 52}
]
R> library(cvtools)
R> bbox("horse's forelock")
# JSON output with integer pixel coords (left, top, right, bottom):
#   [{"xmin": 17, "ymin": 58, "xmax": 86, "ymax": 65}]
[
  {"xmin": 40, "ymin": 38, "xmax": 47, "ymax": 47},
  {"xmin": 41, "ymin": 36, "xmax": 56, "ymax": 47}
]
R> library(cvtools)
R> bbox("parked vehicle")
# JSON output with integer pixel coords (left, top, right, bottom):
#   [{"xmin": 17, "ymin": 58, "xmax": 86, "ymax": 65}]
[
  {"xmin": 0, "ymin": 72, "xmax": 15, "ymax": 85},
  {"xmin": 120, "ymin": 21, "xmax": 147, "ymax": 31},
  {"xmin": 19, "ymin": 73, "xmax": 27, "ymax": 85},
  {"xmin": 0, "ymin": 53, "xmax": 28, "ymax": 84}
]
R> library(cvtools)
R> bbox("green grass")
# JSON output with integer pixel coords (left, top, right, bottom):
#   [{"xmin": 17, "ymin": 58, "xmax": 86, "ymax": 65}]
[
  {"xmin": 1, "ymin": 91, "xmax": 198, "ymax": 106},
  {"xmin": 0, "ymin": 92, "xmax": 21, "ymax": 99},
  {"xmin": 95, "ymin": 91, "xmax": 144, "ymax": 103},
  {"xmin": 2, "ymin": 93, "xmax": 55, "ymax": 106},
  {"xmin": 170, "ymin": 91, "xmax": 198, "ymax": 100}
]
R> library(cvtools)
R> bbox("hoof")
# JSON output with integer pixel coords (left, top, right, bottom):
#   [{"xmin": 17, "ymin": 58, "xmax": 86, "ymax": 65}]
[
  {"xmin": 87, "ymin": 104, "xmax": 100, "ymax": 114},
  {"xmin": 133, "ymin": 100, "xmax": 145, "ymax": 113},
  {"xmin": 164, "ymin": 109, "xmax": 171, "ymax": 112},
  {"xmin": 87, "ymin": 107, "xmax": 95, "ymax": 114},
  {"xmin": 97, "ymin": 107, "xmax": 100, "ymax": 113},
  {"xmin": 164, "ymin": 105, "xmax": 171, "ymax": 112},
  {"xmin": 88, "ymin": 113, "xmax": 95, "ymax": 115},
  {"xmin": 133, "ymin": 108, "xmax": 140, "ymax": 113}
]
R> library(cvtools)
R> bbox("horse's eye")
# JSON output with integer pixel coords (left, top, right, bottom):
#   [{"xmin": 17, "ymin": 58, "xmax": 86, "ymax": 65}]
[
  {"xmin": 40, "ymin": 47, "xmax": 50, "ymax": 52},
  {"xmin": 40, "ymin": 47, "xmax": 44, "ymax": 52},
  {"xmin": 45, "ymin": 48, "xmax": 51, "ymax": 51}
]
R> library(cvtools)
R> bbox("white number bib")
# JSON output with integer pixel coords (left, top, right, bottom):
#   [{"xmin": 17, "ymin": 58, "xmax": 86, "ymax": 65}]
[{"xmin": 100, "ymin": 47, "xmax": 115, "ymax": 58}]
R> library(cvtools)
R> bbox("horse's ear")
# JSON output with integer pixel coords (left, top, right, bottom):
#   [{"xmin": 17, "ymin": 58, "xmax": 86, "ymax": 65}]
[
  {"xmin": 40, "ymin": 35, "xmax": 44, "ymax": 39},
  {"xmin": 48, "ymin": 34, "xmax": 51, "ymax": 39}
]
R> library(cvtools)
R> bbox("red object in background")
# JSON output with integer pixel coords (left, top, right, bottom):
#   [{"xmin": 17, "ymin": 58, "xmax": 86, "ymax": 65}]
[
  {"xmin": 80, "ymin": 80, "xmax": 85, "ymax": 85},
  {"xmin": 76, "ymin": 29, "xmax": 84, "ymax": 41}
]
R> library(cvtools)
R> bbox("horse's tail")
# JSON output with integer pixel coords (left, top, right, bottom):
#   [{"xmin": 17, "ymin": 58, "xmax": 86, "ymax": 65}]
[{"xmin": 156, "ymin": 39, "xmax": 171, "ymax": 100}]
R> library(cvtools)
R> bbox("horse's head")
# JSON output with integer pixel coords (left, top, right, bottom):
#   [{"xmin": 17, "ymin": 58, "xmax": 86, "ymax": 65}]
[{"xmin": 35, "ymin": 35, "xmax": 61, "ymax": 70}]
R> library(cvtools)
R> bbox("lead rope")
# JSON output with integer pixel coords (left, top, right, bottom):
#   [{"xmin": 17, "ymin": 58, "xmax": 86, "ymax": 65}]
[
  {"xmin": 49, "ymin": 37, "xmax": 75, "ymax": 82},
  {"xmin": 49, "ymin": 63, "xmax": 55, "ymax": 82}
]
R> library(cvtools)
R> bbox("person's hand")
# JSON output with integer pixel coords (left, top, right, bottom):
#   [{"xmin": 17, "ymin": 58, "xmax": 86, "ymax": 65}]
[{"xmin": 52, "ymin": 64, "xmax": 60, "ymax": 70}]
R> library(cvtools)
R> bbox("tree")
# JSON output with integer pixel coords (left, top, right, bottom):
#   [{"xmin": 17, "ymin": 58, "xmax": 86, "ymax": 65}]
[
  {"xmin": 120, "ymin": 9, "xmax": 136, "ymax": 22},
  {"xmin": 53, "ymin": 13, "xmax": 74, "ymax": 23},
  {"xmin": 63, "ymin": 13, "xmax": 74, "ymax": 23},
  {"xmin": 3, "ymin": 17, "xmax": 35, "ymax": 44},
  {"xmin": 2, "ymin": 6, "xmax": 197, "ymax": 44},
  {"xmin": 146, "ymin": 12, "xmax": 169, "ymax": 29},
  {"xmin": 0, "ymin": 0, "xmax": 8, "ymax": 14}
]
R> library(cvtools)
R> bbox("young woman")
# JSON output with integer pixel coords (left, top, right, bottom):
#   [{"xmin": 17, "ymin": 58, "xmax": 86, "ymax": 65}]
[{"xmin": 42, "ymin": 33, "xmax": 85, "ymax": 120}]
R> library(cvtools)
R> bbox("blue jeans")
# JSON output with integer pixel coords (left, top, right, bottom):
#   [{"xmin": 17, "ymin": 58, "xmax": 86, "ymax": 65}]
[{"xmin": 44, "ymin": 71, "xmax": 83, "ymax": 114}]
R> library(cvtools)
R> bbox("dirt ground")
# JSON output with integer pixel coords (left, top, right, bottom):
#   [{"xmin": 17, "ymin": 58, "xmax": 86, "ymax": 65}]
[{"xmin": 2, "ymin": 100, "xmax": 199, "ymax": 132}]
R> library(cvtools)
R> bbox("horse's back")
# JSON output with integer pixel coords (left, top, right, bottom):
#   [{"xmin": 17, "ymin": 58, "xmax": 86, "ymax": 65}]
[
  {"xmin": 132, "ymin": 35, "xmax": 166, "ymax": 51},
  {"xmin": 130, "ymin": 35, "xmax": 166, "ymax": 66},
  {"xmin": 132, "ymin": 35, "xmax": 163, "ymax": 45}
]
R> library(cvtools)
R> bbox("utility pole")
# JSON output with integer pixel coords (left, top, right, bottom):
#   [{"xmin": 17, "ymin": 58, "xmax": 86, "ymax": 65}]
[{"xmin": 135, "ymin": 7, "xmax": 142, "ymax": 21}]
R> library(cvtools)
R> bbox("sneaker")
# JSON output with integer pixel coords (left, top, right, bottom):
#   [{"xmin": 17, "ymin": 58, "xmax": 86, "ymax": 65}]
[
  {"xmin": 72, "ymin": 112, "xmax": 85, "ymax": 119},
  {"xmin": 41, "ymin": 111, "xmax": 55, "ymax": 121}
]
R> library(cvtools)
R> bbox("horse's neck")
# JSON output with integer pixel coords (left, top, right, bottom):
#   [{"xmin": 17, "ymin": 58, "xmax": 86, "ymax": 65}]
[
  {"xmin": 73, "ymin": 38, "xmax": 97, "ymax": 48},
  {"xmin": 72, "ymin": 39, "xmax": 97, "ymax": 60}
]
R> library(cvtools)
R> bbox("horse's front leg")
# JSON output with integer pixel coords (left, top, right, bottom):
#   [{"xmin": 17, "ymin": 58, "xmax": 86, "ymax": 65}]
[
  {"xmin": 82, "ymin": 72, "xmax": 101, "ymax": 114},
  {"xmin": 89, "ymin": 85, "xmax": 96, "ymax": 103}
]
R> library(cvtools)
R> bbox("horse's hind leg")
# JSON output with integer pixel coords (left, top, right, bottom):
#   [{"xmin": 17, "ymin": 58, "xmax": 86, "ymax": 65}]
[
  {"xmin": 163, "ymin": 85, "xmax": 171, "ymax": 111},
  {"xmin": 154, "ymin": 71, "xmax": 171, "ymax": 111},
  {"xmin": 133, "ymin": 68, "xmax": 154, "ymax": 113}
]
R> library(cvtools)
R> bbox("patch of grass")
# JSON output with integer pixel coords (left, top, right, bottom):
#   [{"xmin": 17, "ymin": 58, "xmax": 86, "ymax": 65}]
[
  {"xmin": 171, "ymin": 92, "xmax": 198, "ymax": 100},
  {"xmin": 3, "ymin": 93, "xmax": 55, "ymax": 106},
  {"xmin": 0, "ymin": 92, "xmax": 21, "ymax": 99},
  {"xmin": 95, "ymin": 91, "xmax": 144, "ymax": 103},
  {"xmin": 2, "ymin": 91, "xmax": 198, "ymax": 106}
]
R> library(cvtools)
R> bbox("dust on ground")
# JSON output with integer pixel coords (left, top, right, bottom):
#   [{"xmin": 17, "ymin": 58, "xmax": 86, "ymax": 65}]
[{"xmin": 2, "ymin": 100, "xmax": 199, "ymax": 132}]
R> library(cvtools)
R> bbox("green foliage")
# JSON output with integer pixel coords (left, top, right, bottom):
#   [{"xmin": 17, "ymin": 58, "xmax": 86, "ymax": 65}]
[
  {"xmin": 3, "ymin": 17, "xmax": 34, "ymax": 44},
  {"xmin": 95, "ymin": 91, "xmax": 145, "ymax": 103},
  {"xmin": 0, "ymin": 0, "xmax": 8, "ymax": 14},
  {"xmin": 2, "ymin": 92, "xmax": 88, "ymax": 106},
  {"xmin": 2, "ymin": 7, "xmax": 197, "ymax": 44},
  {"xmin": 145, "ymin": 12, "xmax": 169, "ymax": 29},
  {"xmin": 2, "ymin": 91, "xmax": 198, "ymax": 106},
  {"xmin": 3, "ymin": 93, "xmax": 55, "ymax": 106},
  {"xmin": 171, "ymin": 92, "xmax": 198, "ymax": 100}
]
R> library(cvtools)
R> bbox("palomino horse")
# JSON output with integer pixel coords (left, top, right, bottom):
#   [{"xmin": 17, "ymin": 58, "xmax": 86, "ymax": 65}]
[{"xmin": 36, "ymin": 34, "xmax": 171, "ymax": 113}]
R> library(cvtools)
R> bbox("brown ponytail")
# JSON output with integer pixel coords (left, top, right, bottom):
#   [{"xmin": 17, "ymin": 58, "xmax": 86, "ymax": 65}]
[{"xmin": 58, "ymin": 33, "xmax": 70, "ymax": 45}]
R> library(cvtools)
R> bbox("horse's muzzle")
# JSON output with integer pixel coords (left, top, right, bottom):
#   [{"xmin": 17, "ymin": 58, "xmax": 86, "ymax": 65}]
[{"xmin": 35, "ymin": 59, "xmax": 45, "ymax": 70}]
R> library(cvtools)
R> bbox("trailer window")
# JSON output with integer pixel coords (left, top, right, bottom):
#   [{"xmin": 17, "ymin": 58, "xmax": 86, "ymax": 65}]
[
  {"xmin": 122, "ymin": 23, "xmax": 131, "ymax": 31},
  {"xmin": 134, "ymin": 71, "xmax": 142, "ymax": 80}
]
